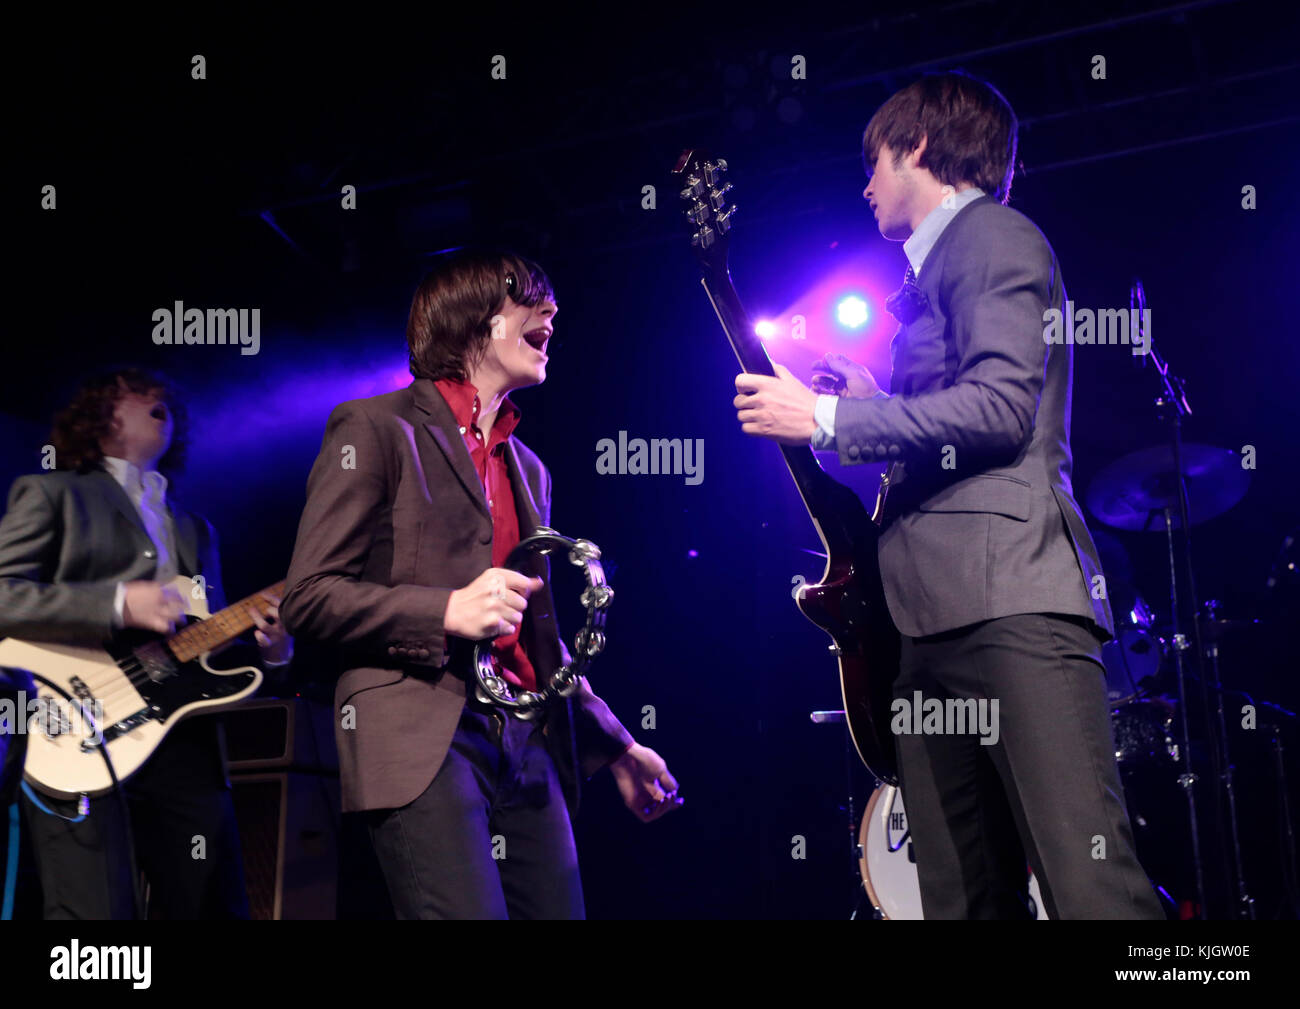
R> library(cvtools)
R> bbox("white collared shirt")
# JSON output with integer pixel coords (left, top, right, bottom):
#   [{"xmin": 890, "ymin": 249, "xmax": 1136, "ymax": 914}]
[{"xmin": 103, "ymin": 455, "xmax": 179, "ymax": 625}]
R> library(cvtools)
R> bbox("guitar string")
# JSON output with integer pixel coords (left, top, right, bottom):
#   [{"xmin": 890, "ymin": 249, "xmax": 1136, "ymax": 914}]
[{"xmin": 65, "ymin": 597, "xmax": 271, "ymax": 720}]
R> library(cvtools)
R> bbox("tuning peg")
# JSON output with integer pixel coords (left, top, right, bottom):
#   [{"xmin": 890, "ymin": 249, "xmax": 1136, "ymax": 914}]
[{"xmin": 686, "ymin": 202, "xmax": 712, "ymax": 226}]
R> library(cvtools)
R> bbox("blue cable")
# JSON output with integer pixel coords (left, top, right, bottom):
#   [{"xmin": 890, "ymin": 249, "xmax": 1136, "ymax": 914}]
[
  {"xmin": 2, "ymin": 802, "xmax": 17, "ymax": 919},
  {"xmin": 20, "ymin": 780, "xmax": 85, "ymax": 822}
]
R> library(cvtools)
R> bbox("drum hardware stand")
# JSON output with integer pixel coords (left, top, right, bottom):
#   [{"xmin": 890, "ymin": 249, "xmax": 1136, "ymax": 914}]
[
  {"xmin": 811, "ymin": 708, "xmax": 879, "ymax": 919},
  {"xmin": 1265, "ymin": 715, "xmax": 1300, "ymax": 917},
  {"xmin": 1203, "ymin": 600, "xmax": 1256, "ymax": 918}
]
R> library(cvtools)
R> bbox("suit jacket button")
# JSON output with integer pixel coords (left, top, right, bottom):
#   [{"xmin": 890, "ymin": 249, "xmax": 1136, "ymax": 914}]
[
  {"xmin": 143, "ymin": 548, "xmax": 156, "ymax": 559},
  {"xmin": 388, "ymin": 646, "xmax": 398, "ymax": 656},
  {"xmin": 888, "ymin": 444, "xmax": 901, "ymax": 457},
  {"xmin": 847, "ymin": 444, "xmax": 860, "ymax": 459},
  {"xmin": 480, "ymin": 532, "xmax": 492, "ymax": 544},
  {"xmin": 875, "ymin": 444, "xmax": 889, "ymax": 457},
  {"xmin": 416, "ymin": 648, "xmax": 429, "ymax": 659}
]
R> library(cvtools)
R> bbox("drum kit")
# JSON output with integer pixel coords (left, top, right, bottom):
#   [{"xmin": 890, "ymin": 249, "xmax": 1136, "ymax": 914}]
[{"xmin": 842, "ymin": 440, "xmax": 1297, "ymax": 919}]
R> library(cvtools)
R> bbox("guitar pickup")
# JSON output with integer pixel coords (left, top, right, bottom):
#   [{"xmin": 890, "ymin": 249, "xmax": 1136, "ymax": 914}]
[{"xmin": 92, "ymin": 708, "xmax": 155, "ymax": 749}]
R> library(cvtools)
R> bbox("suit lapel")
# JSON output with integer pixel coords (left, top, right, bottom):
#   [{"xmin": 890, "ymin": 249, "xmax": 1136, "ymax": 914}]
[
  {"xmin": 505, "ymin": 441, "xmax": 542, "ymax": 538},
  {"xmin": 409, "ymin": 379, "xmax": 491, "ymax": 520},
  {"xmin": 889, "ymin": 196, "xmax": 993, "ymax": 396},
  {"xmin": 92, "ymin": 468, "xmax": 149, "ymax": 540},
  {"xmin": 171, "ymin": 509, "xmax": 200, "ymax": 577}
]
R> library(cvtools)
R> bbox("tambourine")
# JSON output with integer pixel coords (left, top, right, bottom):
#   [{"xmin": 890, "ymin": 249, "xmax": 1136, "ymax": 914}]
[{"xmin": 472, "ymin": 526, "xmax": 613, "ymax": 719}]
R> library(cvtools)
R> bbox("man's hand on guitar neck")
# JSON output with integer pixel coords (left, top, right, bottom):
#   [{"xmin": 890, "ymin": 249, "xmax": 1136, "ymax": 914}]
[
  {"xmin": 251, "ymin": 593, "xmax": 293, "ymax": 666},
  {"xmin": 734, "ymin": 362, "xmax": 821, "ymax": 445}
]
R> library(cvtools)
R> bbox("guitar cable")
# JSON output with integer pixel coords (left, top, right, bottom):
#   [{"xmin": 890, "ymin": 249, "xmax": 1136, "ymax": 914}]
[{"xmin": 15, "ymin": 671, "xmax": 145, "ymax": 921}]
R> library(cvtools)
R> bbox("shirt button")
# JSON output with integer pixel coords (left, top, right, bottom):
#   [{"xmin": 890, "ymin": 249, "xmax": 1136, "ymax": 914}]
[
  {"xmin": 458, "ymin": 426, "xmax": 466, "ymax": 434},
  {"xmin": 143, "ymin": 548, "xmax": 156, "ymax": 559}
]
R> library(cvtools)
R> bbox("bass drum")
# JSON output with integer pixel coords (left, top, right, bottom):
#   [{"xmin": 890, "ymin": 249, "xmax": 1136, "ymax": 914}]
[{"xmin": 859, "ymin": 783, "xmax": 1049, "ymax": 919}]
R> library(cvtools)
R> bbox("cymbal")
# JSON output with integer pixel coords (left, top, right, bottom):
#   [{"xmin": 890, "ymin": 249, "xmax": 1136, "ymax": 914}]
[
  {"xmin": 1153, "ymin": 616, "xmax": 1264, "ymax": 643},
  {"xmin": 1086, "ymin": 444, "xmax": 1250, "ymax": 531}
]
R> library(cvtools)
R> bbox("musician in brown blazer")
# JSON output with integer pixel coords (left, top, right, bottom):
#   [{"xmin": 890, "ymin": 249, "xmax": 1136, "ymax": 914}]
[{"xmin": 281, "ymin": 249, "xmax": 680, "ymax": 920}]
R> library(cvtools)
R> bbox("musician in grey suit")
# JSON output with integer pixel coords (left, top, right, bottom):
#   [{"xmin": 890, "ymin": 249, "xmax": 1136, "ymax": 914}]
[
  {"xmin": 735, "ymin": 72, "xmax": 1163, "ymax": 919},
  {"xmin": 0, "ymin": 368, "xmax": 290, "ymax": 918}
]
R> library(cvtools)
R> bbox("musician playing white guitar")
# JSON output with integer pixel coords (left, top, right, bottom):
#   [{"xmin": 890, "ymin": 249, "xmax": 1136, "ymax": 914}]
[{"xmin": 0, "ymin": 368, "xmax": 289, "ymax": 919}]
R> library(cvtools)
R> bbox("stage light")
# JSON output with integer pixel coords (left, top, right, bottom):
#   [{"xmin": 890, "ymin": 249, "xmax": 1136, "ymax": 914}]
[
  {"xmin": 754, "ymin": 320, "xmax": 777, "ymax": 338},
  {"xmin": 836, "ymin": 296, "xmax": 870, "ymax": 329}
]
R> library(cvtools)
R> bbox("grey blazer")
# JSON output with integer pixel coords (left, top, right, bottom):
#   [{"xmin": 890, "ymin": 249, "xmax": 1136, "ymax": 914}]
[
  {"xmin": 0, "ymin": 467, "xmax": 226, "ymax": 644},
  {"xmin": 0, "ymin": 466, "xmax": 233, "ymax": 787},
  {"xmin": 833, "ymin": 196, "xmax": 1113, "ymax": 640}
]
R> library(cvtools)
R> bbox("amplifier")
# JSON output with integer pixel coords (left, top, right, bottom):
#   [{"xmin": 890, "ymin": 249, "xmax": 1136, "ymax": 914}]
[{"xmin": 223, "ymin": 696, "xmax": 340, "ymax": 920}]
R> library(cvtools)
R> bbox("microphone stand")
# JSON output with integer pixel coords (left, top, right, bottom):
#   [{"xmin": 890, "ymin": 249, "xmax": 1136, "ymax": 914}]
[{"xmin": 1134, "ymin": 281, "xmax": 1250, "ymax": 919}]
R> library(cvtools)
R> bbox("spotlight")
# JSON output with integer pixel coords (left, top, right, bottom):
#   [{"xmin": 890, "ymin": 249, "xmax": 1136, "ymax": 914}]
[
  {"xmin": 836, "ymin": 296, "xmax": 870, "ymax": 329},
  {"xmin": 754, "ymin": 320, "xmax": 777, "ymax": 338}
]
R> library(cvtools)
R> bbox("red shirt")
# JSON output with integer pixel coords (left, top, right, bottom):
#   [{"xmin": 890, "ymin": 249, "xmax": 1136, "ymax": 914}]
[{"xmin": 434, "ymin": 378, "xmax": 538, "ymax": 691}]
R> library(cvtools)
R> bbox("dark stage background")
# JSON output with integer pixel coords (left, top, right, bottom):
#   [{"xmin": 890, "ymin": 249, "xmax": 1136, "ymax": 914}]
[{"xmin": 7, "ymin": 3, "xmax": 1299, "ymax": 918}]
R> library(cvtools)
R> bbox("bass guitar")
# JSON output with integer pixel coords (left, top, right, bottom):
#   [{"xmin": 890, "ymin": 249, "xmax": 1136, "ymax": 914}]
[{"xmin": 0, "ymin": 575, "xmax": 282, "ymax": 798}]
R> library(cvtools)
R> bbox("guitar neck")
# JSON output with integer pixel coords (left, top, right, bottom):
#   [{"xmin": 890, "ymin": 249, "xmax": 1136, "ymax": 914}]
[
  {"xmin": 168, "ymin": 581, "xmax": 286, "ymax": 662},
  {"xmin": 700, "ymin": 269, "xmax": 861, "ymax": 553}
]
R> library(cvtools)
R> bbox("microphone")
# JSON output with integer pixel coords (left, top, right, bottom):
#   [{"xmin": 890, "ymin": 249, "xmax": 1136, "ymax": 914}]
[{"xmin": 1130, "ymin": 278, "xmax": 1148, "ymax": 364}]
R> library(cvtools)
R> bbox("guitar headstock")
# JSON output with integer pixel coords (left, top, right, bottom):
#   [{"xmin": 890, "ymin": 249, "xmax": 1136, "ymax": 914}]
[{"xmin": 672, "ymin": 148, "xmax": 736, "ymax": 271}]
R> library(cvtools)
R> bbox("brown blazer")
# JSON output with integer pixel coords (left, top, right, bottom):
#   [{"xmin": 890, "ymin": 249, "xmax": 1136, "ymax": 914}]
[{"xmin": 280, "ymin": 378, "xmax": 633, "ymax": 813}]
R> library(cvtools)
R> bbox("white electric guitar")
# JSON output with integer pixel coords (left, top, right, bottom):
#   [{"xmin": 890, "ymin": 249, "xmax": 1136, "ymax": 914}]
[{"xmin": 0, "ymin": 575, "xmax": 282, "ymax": 798}]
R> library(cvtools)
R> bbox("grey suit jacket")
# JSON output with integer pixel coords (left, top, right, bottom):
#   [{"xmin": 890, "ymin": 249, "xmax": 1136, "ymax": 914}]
[
  {"xmin": 280, "ymin": 379, "xmax": 634, "ymax": 814},
  {"xmin": 0, "ymin": 467, "xmax": 227, "ymax": 643},
  {"xmin": 833, "ymin": 196, "xmax": 1113, "ymax": 640},
  {"xmin": 0, "ymin": 466, "xmax": 233, "ymax": 786}
]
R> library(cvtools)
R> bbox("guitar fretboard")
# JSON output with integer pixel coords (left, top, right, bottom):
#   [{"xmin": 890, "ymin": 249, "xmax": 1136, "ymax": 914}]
[{"xmin": 169, "ymin": 581, "xmax": 286, "ymax": 663}]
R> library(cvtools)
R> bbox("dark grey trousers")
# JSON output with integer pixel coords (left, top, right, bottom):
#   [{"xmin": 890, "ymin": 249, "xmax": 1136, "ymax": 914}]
[
  {"xmin": 366, "ymin": 702, "xmax": 584, "ymax": 920},
  {"xmin": 21, "ymin": 717, "xmax": 248, "ymax": 920},
  {"xmin": 893, "ymin": 612, "xmax": 1165, "ymax": 919}
]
